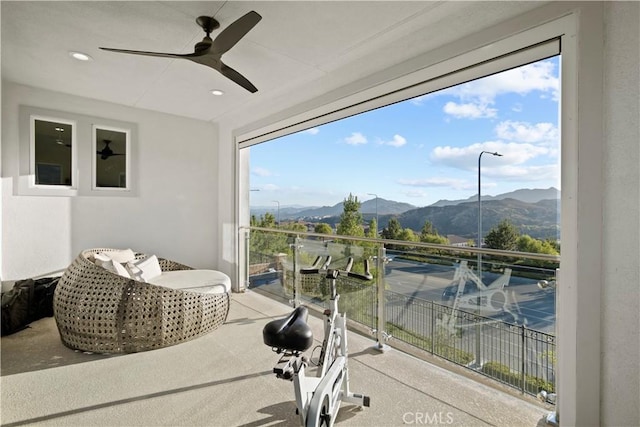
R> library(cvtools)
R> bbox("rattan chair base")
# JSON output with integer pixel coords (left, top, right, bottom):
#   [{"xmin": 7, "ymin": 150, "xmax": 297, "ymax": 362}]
[{"xmin": 53, "ymin": 249, "xmax": 230, "ymax": 353}]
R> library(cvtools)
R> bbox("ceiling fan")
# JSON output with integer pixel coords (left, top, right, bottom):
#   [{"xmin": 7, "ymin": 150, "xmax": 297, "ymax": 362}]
[
  {"xmin": 97, "ymin": 140, "xmax": 124, "ymax": 160},
  {"xmin": 100, "ymin": 11, "xmax": 262, "ymax": 93}
]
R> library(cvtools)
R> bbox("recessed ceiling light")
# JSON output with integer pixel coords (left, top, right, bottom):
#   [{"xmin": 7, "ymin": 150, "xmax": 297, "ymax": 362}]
[
  {"xmin": 69, "ymin": 51, "xmax": 92, "ymax": 61},
  {"xmin": 210, "ymin": 89, "xmax": 224, "ymax": 96}
]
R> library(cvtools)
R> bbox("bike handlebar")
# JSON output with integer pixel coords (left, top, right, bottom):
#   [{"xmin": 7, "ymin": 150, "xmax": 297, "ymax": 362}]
[{"xmin": 300, "ymin": 256, "xmax": 373, "ymax": 281}]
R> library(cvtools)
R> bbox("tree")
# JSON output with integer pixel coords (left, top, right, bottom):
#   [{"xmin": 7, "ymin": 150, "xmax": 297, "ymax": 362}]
[
  {"xmin": 418, "ymin": 220, "xmax": 449, "ymax": 255},
  {"xmin": 484, "ymin": 219, "xmax": 519, "ymax": 251},
  {"xmin": 366, "ymin": 218, "xmax": 378, "ymax": 239},
  {"xmin": 517, "ymin": 234, "xmax": 559, "ymax": 255},
  {"xmin": 382, "ymin": 217, "xmax": 402, "ymax": 240},
  {"xmin": 399, "ymin": 228, "xmax": 418, "ymax": 242},
  {"xmin": 336, "ymin": 193, "xmax": 365, "ymax": 237},
  {"xmin": 314, "ymin": 223, "xmax": 333, "ymax": 235},
  {"xmin": 249, "ymin": 212, "xmax": 289, "ymax": 263},
  {"xmin": 283, "ymin": 222, "xmax": 307, "ymax": 233},
  {"xmin": 545, "ymin": 238, "xmax": 560, "ymax": 253},
  {"xmin": 257, "ymin": 212, "xmax": 276, "ymax": 228},
  {"xmin": 421, "ymin": 233, "xmax": 449, "ymax": 245},
  {"xmin": 419, "ymin": 220, "xmax": 448, "ymax": 244},
  {"xmin": 419, "ymin": 220, "xmax": 438, "ymax": 239}
]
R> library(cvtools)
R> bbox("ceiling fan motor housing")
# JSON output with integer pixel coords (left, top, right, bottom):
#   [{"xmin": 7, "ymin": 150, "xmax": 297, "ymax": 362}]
[{"xmin": 196, "ymin": 16, "xmax": 220, "ymax": 35}]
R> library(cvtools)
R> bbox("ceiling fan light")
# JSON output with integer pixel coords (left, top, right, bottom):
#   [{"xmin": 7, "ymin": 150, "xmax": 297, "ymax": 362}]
[
  {"xmin": 210, "ymin": 89, "xmax": 224, "ymax": 96},
  {"xmin": 69, "ymin": 51, "xmax": 92, "ymax": 61}
]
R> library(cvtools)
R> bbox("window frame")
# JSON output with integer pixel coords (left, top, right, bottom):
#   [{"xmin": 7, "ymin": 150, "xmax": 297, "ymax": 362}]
[{"xmin": 234, "ymin": 8, "xmax": 603, "ymax": 424}]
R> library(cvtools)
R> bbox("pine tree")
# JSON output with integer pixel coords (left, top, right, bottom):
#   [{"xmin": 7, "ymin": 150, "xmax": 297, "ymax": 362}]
[
  {"xmin": 484, "ymin": 219, "xmax": 519, "ymax": 251},
  {"xmin": 382, "ymin": 217, "xmax": 402, "ymax": 240},
  {"xmin": 336, "ymin": 193, "xmax": 365, "ymax": 237}
]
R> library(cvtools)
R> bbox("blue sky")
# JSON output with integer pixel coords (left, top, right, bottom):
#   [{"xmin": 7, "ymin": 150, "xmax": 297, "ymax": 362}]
[{"xmin": 249, "ymin": 56, "xmax": 560, "ymax": 208}]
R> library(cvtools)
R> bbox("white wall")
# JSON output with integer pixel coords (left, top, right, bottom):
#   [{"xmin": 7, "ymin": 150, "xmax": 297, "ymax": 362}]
[
  {"xmin": 1, "ymin": 82, "xmax": 219, "ymax": 280},
  {"xmin": 601, "ymin": 1, "xmax": 640, "ymax": 424}
]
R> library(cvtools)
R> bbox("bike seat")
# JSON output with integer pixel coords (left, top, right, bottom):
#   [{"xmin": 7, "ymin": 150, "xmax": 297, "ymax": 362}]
[{"xmin": 263, "ymin": 306, "xmax": 313, "ymax": 352}]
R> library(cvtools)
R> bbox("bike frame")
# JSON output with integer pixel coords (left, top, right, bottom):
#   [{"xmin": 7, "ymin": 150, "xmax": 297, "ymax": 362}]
[{"xmin": 270, "ymin": 257, "xmax": 371, "ymax": 427}]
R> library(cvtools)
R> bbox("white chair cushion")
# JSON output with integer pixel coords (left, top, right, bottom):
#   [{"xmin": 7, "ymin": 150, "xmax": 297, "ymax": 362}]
[{"xmin": 147, "ymin": 270, "xmax": 231, "ymax": 294}]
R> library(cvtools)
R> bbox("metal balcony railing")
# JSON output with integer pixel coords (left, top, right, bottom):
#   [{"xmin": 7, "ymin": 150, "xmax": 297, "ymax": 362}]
[{"xmin": 241, "ymin": 226, "xmax": 558, "ymax": 397}]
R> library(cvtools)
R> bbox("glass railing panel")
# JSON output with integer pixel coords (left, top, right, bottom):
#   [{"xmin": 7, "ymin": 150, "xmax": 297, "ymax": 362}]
[
  {"xmin": 291, "ymin": 237, "xmax": 378, "ymax": 329},
  {"xmin": 247, "ymin": 228, "xmax": 297, "ymax": 304},
  {"xmin": 246, "ymin": 227, "xmax": 558, "ymax": 398}
]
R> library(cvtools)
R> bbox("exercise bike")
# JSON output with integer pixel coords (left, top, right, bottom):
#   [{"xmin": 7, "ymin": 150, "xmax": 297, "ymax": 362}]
[{"xmin": 262, "ymin": 256, "xmax": 373, "ymax": 426}]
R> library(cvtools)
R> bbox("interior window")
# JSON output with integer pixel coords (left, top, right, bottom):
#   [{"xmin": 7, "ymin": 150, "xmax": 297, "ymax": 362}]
[
  {"xmin": 93, "ymin": 126, "xmax": 130, "ymax": 190},
  {"xmin": 32, "ymin": 118, "xmax": 75, "ymax": 186}
]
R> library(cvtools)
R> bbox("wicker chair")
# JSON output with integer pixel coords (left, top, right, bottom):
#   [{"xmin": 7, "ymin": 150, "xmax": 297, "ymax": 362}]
[{"xmin": 53, "ymin": 249, "xmax": 230, "ymax": 353}]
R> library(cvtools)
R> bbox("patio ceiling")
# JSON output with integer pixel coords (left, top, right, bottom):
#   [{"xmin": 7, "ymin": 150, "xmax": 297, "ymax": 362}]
[{"xmin": 1, "ymin": 1, "xmax": 545, "ymax": 127}]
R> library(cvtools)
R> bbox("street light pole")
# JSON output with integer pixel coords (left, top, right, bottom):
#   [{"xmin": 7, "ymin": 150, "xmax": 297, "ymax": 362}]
[
  {"xmin": 474, "ymin": 150, "xmax": 502, "ymax": 370},
  {"xmin": 477, "ymin": 151, "xmax": 502, "ymax": 283},
  {"xmin": 272, "ymin": 200, "xmax": 280, "ymax": 226},
  {"xmin": 367, "ymin": 193, "xmax": 379, "ymax": 236}
]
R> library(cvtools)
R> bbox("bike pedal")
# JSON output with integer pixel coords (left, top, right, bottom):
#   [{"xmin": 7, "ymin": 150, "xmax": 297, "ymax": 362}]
[
  {"xmin": 351, "ymin": 393, "xmax": 371, "ymax": 407},
  {"xmin": 363, "ymin": 395, "xmax": 371, "ymax": 407},
  {"xmin": 274, "ymin": 356, "xmax": 295, "ymax": 380}
]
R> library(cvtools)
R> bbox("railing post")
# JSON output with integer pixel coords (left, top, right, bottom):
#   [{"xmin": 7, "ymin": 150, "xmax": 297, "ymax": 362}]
[
  {"xmin": 430, "ymin": 300, "xmax": 435, "ymax": 354},
  {"xmin": 474, "ymin": 301, "xmax": 482, "ymax": 369},
  {"xmin": 521, "ymin": 324, "xmax": 526, "ymax": 394},
  {"xmin": 243, "ymin": 228, "xmax": 251, "ymax": 291},
  {"xmin": 374, "ymin": 245, "xmax": 387, "ymax": 351},
  {"xmin": 291, "ymin": 236, "xmax": 301, "ymax": 308}
]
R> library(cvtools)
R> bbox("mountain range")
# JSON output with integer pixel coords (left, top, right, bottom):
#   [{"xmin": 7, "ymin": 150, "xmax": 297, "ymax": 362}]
[
  {"xmin": 251, "ymin": 187, "xmax": 560, "ymax": 240},
  {"xmin": 428, "ymin": 187, "xmax": 560, "ymax": 207}
]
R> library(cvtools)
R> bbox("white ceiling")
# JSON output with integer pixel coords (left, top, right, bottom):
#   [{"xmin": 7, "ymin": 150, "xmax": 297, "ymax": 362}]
[{"xmin": 1, "ymin": 1, "xmax": 546, "ymax": 127}]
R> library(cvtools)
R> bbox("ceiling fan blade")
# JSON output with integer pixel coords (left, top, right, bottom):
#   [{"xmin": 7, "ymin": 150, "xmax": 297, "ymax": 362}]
[
  {"xmin": 100, "ymin": 47, "xmax": 205, "ymax": 59},
  {"xmin": 219, "ymin": 62, "xmax": 258, "ymax": 93},
  {"xmin": 211, "ymin": 11, "xmax": 261, "ymax": 55}
]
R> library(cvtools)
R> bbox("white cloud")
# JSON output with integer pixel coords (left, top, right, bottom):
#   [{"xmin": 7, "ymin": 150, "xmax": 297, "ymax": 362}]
[
  {"xmin": 445, "ymin": 60, "xmax": 559, "ymax": 104},
  {"xmin": 252, "ymin": 167, "xmax": 274, "ymax": 177},
  {"xmin": 262, "ymin": 184, "xmax": 280, "ymax": 191},
  {"xmin": 495, "ymin": 121, "xmax": 558, "ymax": 143},
  {"xmin": 379, "ymin": 134, "xmax": 407, "ymax": 147},
  {"xmin": 430, "ymin": 141, "xmax": 549, "ymax": 170},
  {"xmin": 432, "ymin": 60, "xmax": 559, "ymax": 120},
  {"xmin": 443, "ymin": 102, "xmax": 497, "ymax": 119},
  {"xmin": 344, "ymin": 132, "xmax": 367, "ymax": 145},
  {"xmin": 304, "ymin": 127, "xmax": 320, "ymax": 135}
]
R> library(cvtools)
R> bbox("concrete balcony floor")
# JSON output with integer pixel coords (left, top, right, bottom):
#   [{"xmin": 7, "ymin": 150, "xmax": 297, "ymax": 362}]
[{"xmin": 1, "ymin": 290, "xmax": 550, "ymax": 426}]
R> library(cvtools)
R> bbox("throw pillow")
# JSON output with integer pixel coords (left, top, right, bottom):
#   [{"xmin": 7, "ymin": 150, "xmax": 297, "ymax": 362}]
[
  {"xmin": 101, "ymin": 259, "xmax": 131, "ymax": 278},
  {"xmin": 126, "ymin": 255, "xmax": 161, "ymax": 282},
  {"xmin": 101, "ymin": 249, "xmax": 136, "ymax": 264},
  {"xmin": 93, "ymin": 252, "xmax": 112, "ymax": 267}
]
